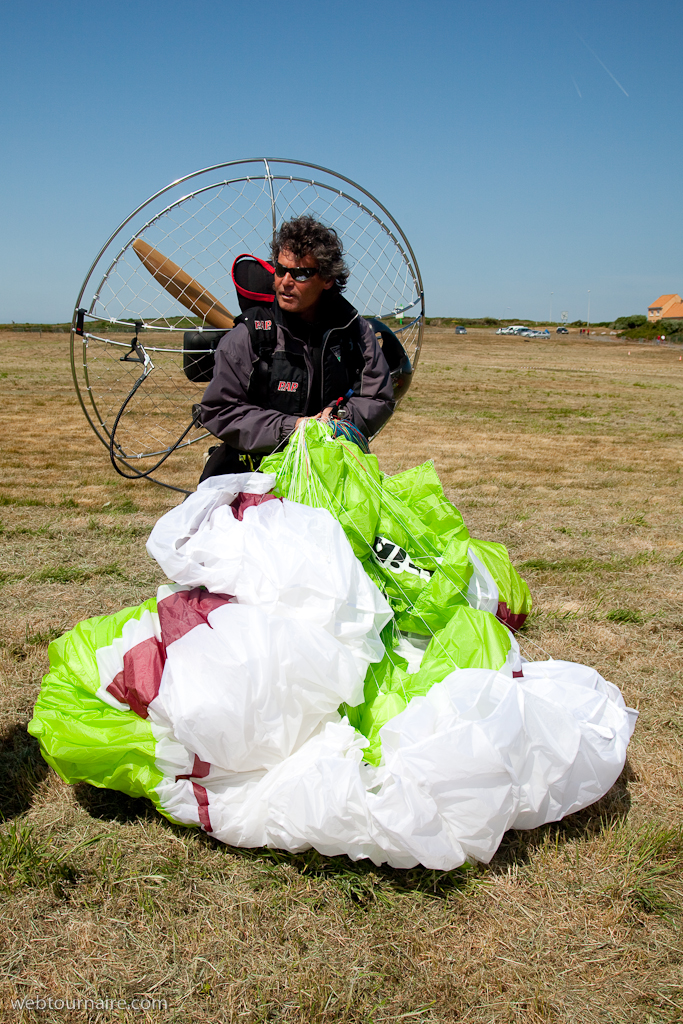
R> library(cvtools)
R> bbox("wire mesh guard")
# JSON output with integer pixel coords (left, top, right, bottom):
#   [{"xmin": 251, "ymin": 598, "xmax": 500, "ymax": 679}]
[{"xmin": 72, "ymin": 158, "xmax": 425, "ymax": 490}]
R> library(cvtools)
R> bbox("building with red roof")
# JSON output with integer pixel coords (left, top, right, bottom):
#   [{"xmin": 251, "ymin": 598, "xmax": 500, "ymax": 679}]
[{"xmin": 648, "ymin": 294, "xmax": 683, "ymax": 322}]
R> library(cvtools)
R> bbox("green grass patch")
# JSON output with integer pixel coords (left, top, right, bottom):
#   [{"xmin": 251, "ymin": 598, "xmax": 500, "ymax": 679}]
[
  {"xmin": 0, "ymin": 495, "xmax": 47, "ymax": 508},
  {"xmin": 0, "ymin": 524, "xmax": 56, "ymax": 539},
  {"xmin": 240, "ymin": 846, "xmax": 482, "ymax": 902},
  {"xmin": 601, "ymin": 823, "xmax": 683, "ymax": 918},
  {"xmin": 88, "ymin": 517, "xmax": 149, "ymax": 539},
  {"xmin": 0, "ymin": 622, "xmax": 63, "ymax": 663},
  {"xmin": 0, "ymin": 561, "xmax": 142, "ymax": 589},
  {"xmin": 620, "ymin": 512, "xmax": 648, "ymax": 526},
  {"xmin": 24, "ymin": 625, "xmax": 64, "ymax": 646},
  {"xmin": 0, "ymin": 824, "xmax": 105, "ymax": 894},
  {"xmin": 518, "ymin": 551, "xmax": 662, "ymax": 574},
  {"xmin": 99, "ymin": 497, "xmax": 140, "ymax": 514},
  {"xmin": 33, "ymin": 563, "xmax": 127, "ymax": 584},
  {"xmin": 0, "ymin": 625, "xmax": 65, "ymax": 661},
  {"xmin": 606, "ymin": 608, "xmax": 643, "ymax": 624},
  {"xmin": 111, "ymin": 498, "xmax": 140, "ymax": 514}
]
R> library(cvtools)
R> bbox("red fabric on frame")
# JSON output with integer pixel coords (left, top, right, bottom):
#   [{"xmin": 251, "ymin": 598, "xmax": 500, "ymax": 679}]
[{"xmin": 231, "ymin": 252, "xmax": 275, "ymax": 303}]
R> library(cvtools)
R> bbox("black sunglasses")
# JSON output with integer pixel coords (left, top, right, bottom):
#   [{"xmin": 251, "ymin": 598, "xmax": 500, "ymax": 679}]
[{"xmin": 274, "ymin": 262, "xmax": 319, "ymax": 282}]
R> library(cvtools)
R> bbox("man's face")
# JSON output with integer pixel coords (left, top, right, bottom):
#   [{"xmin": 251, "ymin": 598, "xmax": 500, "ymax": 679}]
[{"xmin": 272, "ymin": 249, "xmax": 334, "ymax": 321}]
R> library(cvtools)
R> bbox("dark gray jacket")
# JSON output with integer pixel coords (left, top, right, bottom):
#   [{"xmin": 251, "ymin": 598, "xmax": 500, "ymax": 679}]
[{"xmin": 200, "ymin": 294, "xmax": 395, "ymax": 453}]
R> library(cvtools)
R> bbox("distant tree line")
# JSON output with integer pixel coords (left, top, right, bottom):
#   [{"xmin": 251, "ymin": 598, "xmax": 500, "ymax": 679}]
[
  {"xmin": 611, "ymin": 315, "xmax": 683, "ymax": 341},
  {"xmin": 421, "ymin": 317, "xmax": 614, "ymax": 329},
  {"xmin": 4, "ymin": 314, "xmax": 682, "ymax": 343},
  {"xmin": 420, "ymin": 314, "xmax": 682, "ymax": 341}
]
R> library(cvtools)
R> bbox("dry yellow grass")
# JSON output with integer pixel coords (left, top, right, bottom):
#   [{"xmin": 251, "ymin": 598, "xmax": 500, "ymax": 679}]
[{"xmin": 0, "ymin": 327, "xmax": 682, "ymax": 1023}]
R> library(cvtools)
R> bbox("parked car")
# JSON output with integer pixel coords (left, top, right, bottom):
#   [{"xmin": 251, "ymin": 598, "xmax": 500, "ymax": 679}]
[
  {"xmin": 496, "ymin": 325, "xmax": 550, "ymax": 337},
  {"xmin": 455, "ymin": 325, "xmax": 467, "ymax": 334},
  {"xmin": 496, "ymin": 325, "xmax": 526, "ymax": 335},
  {"xmin": 556, "ymin": 326, "xmax": 568, "ymax": 334}
]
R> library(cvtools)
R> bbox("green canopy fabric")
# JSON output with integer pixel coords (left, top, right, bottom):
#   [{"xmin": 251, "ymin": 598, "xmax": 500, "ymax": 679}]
[
  {"xmin": 29, "ymin": 599, "xmax": 169, "ymax": 812},
  {"xmin": 262, "ymin": 422, "xmax": 530, "ymax": 638},
  {"xmin": 32, "ymin": 421, "xmax": 532, "ymax": 794}
]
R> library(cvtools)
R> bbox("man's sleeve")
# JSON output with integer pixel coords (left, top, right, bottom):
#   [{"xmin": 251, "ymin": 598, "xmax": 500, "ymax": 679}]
[
  {"xmin": 199, "ymin": 324, "xmax": 298, "ymax": 453},
  {"xmin": 343, "ymin": 318, "xmax": 395, "ymax": 437}
]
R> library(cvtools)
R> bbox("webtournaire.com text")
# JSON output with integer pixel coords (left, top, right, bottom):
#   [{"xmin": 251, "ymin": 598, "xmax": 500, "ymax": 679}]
[{"xmin": 10, "ymin": 996, "xmax": 168, "ymax": 1011}]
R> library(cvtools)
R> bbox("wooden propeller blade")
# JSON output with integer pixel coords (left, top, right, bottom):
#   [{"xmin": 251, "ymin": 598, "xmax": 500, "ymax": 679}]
[{"xmin": 132, "ymin": 238, "xmax": 234, "ymax": 329}]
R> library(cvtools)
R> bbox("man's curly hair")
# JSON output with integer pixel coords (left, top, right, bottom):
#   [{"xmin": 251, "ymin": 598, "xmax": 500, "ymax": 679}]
[{"xmin": 271, "ymin": 215, "xmax": 349, "ymax": 291}]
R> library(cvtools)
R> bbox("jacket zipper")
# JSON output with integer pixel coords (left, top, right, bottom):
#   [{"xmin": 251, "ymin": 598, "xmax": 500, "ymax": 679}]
[
  {"xmin": 277, "ymin": 307, "xmax": 360, "ymax": 412},
  {"xmin": 320, "ymin": 311, "xmax": 360, "ymax": 406},
  {"xmin": 276, "ymin": 319, "xmax": 313, "ymax": 413}
]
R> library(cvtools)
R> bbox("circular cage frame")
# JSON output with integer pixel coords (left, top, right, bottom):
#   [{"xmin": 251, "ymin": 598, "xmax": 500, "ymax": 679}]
[{"xmin": 71, "ymin": 157, "xmax": 425, "ymax": 492}]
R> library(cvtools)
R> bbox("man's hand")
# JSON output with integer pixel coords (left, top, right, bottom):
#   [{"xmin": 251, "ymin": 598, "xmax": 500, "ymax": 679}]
[{"xmin": 295, "ymin": 407, "xmax": 333, "ymax": 428}]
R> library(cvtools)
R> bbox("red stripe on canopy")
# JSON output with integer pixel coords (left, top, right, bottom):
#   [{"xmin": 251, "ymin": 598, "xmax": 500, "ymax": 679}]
[
  {"xmin": 192, "ymin": 783, "xmax": 212, "ymax": 832},
  {"xmin": 496, "ymin": 601, "xmax": 528, "ymax": 633},
  {"xmin": 107, "ymin": 637, "xmax": 165, "ymax": 719},
  {"xmin": 230, "ymin": 491, "xmax": 281, "ymax": 521},
  {"xmin": 107, "ymin": 589, "xmax": 237, "ymax": 717},
  {"xmin": 157, "ymin": 587, "xmax": 235, "ymax": 649},
  {"xmin": 176, "ymin": 753, "xmax": 212, "ymax": 781}
]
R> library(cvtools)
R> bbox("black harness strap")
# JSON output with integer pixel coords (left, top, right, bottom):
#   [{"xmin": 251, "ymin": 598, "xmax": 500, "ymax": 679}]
[{"xmin": 237, "ymin": 307, "xmax": 279, "ymax": 406}]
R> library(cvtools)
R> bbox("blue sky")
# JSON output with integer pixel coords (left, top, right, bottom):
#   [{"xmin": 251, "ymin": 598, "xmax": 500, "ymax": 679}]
[{"xmin": 1, "ymin": 0, "xmax": 680, "ymax": 322}]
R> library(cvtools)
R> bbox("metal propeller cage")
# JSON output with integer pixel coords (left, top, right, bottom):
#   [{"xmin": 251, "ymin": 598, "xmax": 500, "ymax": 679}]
[{"xmin": 71, "ymin": 157, "xmax": 425, "ymax": 492}]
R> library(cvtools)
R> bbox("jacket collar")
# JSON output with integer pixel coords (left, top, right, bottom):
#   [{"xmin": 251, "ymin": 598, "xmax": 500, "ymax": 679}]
[{"xmin": 274, "ymin": 291, "xmax": 359, "ymax": 341}]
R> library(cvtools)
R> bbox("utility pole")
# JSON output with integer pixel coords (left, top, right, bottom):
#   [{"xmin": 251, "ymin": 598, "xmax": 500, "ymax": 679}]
[
  {"xmin": 550, "ymin": 292, "xmax": 553, "ymax": 324},
  {"xmin": 587, "ymin": 290, "xmax": 591, "ymax": 334}
]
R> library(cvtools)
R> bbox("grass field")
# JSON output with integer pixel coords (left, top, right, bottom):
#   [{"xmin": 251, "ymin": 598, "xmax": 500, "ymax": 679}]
[{"xmin": 1, "ymin": 327, "xmax": 682, "ymax": 1023}]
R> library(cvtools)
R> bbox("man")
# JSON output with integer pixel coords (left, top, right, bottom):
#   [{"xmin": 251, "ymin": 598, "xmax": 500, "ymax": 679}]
[{"xmin": 199, "ymin": 215, "xmax": 394, "ymax": 481}]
